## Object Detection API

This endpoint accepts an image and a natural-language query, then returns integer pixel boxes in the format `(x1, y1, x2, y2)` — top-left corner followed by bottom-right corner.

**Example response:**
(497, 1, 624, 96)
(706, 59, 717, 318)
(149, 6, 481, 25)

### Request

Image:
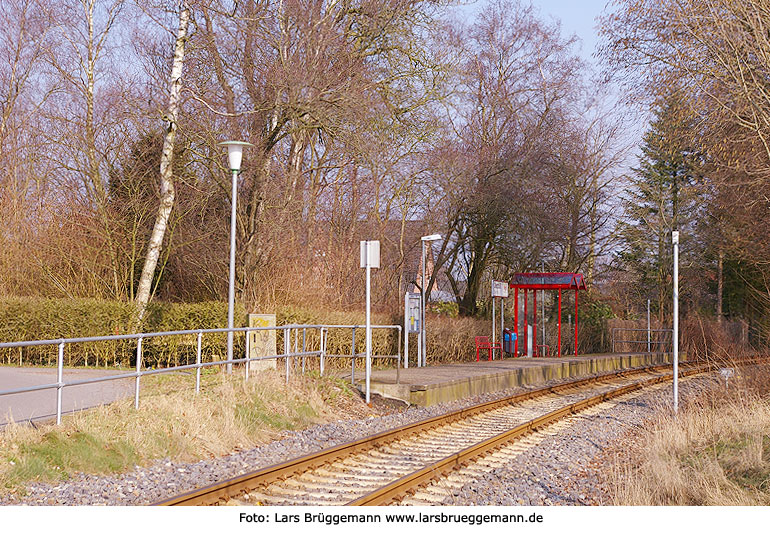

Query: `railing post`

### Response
(135, 336, 143, 410)
(196, 331, 202, 394)
(320, 327, 326, 376)
(56, 342, 64, 425)
(396, 327, 401, 385)
(302, 328, 307, 374)
(293, 328, 298, 376)
(245, 327, 251, 380)
(351, 327, 356, 386)
(612, 329, 615, 353)
(284, 327, 291, 385)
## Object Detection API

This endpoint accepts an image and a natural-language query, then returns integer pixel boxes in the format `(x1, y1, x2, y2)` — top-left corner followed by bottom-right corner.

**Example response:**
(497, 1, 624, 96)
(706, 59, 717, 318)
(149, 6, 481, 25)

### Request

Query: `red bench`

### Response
(475, 336, 501, 361)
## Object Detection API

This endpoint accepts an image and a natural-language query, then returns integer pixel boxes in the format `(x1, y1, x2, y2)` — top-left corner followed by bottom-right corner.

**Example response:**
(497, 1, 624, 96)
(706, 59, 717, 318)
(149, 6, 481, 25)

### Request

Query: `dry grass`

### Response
(0, 369, 368, 493)
(424, 314, 490, 364)
(611, 363, 770, 505)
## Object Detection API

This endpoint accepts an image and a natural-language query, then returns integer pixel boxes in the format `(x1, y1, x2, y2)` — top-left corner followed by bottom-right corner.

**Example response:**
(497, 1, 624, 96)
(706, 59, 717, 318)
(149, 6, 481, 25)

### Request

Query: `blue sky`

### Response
(530, 0, 609, 64)
(456, 0, 611, 66)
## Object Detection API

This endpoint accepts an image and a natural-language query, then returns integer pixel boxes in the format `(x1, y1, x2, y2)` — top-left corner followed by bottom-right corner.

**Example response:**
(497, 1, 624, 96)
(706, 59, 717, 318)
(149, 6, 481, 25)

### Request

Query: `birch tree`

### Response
(134, 1, 190, 323)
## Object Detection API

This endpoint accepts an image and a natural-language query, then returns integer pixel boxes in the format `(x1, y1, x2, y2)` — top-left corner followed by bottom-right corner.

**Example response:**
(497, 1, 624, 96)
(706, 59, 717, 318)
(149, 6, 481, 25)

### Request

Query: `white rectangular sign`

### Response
(359, 240, 380, 268)
(406, 294, 421, 333)
(491, 280, 509, 298)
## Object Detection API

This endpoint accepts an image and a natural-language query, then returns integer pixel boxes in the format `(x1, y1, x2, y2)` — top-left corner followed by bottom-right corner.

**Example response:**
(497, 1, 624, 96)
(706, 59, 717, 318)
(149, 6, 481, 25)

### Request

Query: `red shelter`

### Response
(509, 273, 587, 357)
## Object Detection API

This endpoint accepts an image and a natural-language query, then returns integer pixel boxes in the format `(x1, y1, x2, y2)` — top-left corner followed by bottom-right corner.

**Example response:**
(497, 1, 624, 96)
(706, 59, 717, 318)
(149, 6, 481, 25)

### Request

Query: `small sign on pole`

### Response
(360, 240, 380, 268)
(720, 367, 734, 389)
(404, 293, 421, 369)
(406, 294, 420, 334)
(492, 280, 509, 298)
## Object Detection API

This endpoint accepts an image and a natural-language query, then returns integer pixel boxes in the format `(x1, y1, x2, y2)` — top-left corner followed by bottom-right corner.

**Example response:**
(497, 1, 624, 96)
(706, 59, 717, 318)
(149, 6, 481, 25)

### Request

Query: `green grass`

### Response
(6, 430, 140, 489)
(0, 369, 370, 494)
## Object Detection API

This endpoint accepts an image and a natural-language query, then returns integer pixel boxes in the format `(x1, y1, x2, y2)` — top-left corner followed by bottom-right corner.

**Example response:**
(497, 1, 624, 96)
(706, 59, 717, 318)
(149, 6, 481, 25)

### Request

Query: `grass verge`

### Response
(610, 364, 770, 505)
(0, 369, 370, 495)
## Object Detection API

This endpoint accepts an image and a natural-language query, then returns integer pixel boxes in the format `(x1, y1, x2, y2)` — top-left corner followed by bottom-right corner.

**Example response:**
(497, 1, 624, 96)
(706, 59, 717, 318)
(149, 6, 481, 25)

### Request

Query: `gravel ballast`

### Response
(0, 373, 715, 506)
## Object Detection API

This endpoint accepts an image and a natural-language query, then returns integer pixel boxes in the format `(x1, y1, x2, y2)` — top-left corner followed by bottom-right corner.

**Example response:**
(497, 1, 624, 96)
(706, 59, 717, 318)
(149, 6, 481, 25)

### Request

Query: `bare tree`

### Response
(134, 1, 191, 323)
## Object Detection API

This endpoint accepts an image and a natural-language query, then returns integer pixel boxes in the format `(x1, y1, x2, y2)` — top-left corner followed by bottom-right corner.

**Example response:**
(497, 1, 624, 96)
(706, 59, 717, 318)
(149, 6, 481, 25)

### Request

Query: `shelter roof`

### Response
(509, 272, 587, 290)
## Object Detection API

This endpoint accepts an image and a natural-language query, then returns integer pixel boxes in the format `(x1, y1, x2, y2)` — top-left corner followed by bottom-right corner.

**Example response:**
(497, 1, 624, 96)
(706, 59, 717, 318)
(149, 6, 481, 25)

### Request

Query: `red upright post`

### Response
(514, 287, 519, 356)
(523, 289, 528, 355)
(533, 289, 538, 357)
(574, 288, 578, 357)
(558, 289, 562, 358)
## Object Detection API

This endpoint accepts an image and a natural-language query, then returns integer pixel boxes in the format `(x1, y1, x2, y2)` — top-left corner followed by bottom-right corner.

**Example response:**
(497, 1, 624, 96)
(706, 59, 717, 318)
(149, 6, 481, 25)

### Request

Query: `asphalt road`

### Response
(0, 366, 134, 427)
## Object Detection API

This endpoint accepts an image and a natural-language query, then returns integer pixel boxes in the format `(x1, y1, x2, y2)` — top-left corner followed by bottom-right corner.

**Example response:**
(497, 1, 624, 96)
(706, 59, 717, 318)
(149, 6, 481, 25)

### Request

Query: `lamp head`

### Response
(421, 234, 442, 242)
(219, 140, 254, 172)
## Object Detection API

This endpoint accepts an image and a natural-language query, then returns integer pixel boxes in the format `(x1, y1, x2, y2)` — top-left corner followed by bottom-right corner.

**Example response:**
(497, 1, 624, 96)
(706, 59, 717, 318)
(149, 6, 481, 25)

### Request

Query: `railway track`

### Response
(153, 361, 727, 506)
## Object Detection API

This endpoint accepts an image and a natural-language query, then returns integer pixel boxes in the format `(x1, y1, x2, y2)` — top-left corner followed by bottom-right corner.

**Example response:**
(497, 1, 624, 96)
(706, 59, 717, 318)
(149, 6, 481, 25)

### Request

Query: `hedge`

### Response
(0, 298, 490, 369)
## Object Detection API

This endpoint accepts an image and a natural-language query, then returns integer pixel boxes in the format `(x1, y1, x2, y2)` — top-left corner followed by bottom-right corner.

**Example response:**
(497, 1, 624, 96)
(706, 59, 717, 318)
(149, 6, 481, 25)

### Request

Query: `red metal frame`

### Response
(514, 287, 519, 355)
(509, 272, 587, 358)
(475, 336, 500, 362)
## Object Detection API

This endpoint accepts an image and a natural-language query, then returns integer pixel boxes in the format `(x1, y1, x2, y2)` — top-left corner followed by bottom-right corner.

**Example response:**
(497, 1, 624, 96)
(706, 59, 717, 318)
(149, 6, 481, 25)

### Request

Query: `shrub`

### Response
(0, 299, 492, 369)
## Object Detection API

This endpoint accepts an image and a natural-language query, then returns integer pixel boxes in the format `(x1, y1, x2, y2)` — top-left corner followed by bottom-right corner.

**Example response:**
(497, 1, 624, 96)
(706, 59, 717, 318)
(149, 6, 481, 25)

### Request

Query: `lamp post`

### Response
(420, 234, 442, 367)
(219, 140, 253, 374)
(672, 230, 679, 414)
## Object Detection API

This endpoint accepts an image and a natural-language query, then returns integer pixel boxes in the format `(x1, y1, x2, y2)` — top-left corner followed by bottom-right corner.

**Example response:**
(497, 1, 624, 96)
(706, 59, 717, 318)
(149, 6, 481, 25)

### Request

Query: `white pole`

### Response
(420, 242, 426, 367)
(673, 231, 679, 414)
(416, 313, 422, 368)
(404, 292, 409, 369)
(56, 342, 64, 425)
(492, 296, 496, 348)
(501, 296, 505, 357)
(227, 168, 237, 374)
(647, 298, 651, 353)
(365, 242, 372, 405)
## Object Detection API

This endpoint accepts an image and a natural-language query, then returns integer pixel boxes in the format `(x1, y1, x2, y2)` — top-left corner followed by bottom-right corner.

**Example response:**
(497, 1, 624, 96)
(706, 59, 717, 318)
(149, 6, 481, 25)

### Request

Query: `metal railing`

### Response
(611, 327, 673, 354)
(0, 323, 402, 426)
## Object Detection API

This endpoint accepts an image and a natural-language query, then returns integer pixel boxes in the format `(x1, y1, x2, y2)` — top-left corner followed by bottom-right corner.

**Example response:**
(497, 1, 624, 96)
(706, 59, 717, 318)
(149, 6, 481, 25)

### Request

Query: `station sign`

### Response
(492, 280, 509, 298)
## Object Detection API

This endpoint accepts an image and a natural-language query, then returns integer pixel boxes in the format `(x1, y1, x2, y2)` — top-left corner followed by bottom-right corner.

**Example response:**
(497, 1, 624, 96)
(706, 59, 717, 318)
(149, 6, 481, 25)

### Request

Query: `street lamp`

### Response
(420, 234, 442, 367)
(219, 140, 254, 374)
(672, 230, 679, 414)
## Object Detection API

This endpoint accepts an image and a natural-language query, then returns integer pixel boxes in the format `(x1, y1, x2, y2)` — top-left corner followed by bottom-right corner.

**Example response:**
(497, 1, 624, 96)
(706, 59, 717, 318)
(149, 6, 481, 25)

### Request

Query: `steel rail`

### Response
(358, 356, 766, 505)
(152, 361, 704, 506)
(347, 365, 705, 505)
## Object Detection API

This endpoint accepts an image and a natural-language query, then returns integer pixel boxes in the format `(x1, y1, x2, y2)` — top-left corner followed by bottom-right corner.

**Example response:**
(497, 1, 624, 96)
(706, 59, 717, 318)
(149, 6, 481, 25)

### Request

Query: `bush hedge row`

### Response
(0, 299, 490, 369)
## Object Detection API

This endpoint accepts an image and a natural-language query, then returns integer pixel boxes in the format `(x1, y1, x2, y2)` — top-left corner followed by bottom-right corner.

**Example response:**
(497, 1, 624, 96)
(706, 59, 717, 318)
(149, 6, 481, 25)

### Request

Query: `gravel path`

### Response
(0, 372, 716, 506)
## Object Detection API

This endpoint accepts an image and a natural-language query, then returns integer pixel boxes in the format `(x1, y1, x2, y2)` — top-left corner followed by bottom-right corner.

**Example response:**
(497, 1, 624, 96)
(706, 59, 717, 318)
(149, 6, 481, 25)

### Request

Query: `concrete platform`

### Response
(367, 352, 680, 406)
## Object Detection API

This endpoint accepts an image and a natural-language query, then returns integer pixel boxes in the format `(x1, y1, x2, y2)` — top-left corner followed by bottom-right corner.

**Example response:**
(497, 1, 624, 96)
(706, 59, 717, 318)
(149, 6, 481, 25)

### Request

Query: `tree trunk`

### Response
(717, 250, 724, 322)
(134, 3, 190, 327)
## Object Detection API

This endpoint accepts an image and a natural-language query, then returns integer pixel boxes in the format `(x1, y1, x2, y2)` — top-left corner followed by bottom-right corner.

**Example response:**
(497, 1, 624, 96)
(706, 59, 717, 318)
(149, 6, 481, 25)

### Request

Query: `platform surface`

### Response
(367, 352, 677, 406)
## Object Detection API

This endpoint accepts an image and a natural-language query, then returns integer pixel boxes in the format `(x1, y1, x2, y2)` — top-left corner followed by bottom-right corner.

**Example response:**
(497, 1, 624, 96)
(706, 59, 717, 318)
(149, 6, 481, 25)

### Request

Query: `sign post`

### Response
(672, 231, 679, 414)
(492, 281, 509, 359)
(647, 298, 651, 353)
(360, 240, 380, 405)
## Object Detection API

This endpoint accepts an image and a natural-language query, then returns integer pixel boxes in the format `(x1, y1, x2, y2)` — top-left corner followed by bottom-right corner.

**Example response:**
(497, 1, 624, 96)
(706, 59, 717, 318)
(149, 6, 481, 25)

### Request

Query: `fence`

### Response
(611, 327, 673, 353)
(0, 323, 401, 426)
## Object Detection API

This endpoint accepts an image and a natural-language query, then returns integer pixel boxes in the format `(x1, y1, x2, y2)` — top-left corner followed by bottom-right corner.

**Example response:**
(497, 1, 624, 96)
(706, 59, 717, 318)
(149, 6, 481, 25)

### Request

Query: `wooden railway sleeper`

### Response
(154, 361, 739, 506)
